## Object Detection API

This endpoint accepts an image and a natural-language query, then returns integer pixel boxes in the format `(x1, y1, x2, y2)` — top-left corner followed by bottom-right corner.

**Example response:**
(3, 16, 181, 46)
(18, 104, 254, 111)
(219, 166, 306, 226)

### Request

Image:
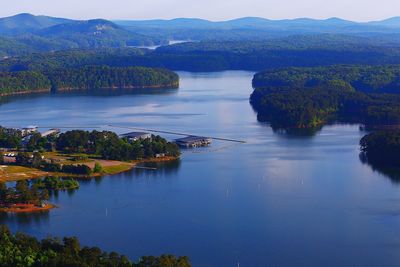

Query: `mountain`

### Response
(369, 17, 400, 28)
(113, 16, 398, 42)
(36, 19, 156, 47)
(4, 13, 400, 57)
(0, 13, 72, 35)
(0, 16, 162, 56)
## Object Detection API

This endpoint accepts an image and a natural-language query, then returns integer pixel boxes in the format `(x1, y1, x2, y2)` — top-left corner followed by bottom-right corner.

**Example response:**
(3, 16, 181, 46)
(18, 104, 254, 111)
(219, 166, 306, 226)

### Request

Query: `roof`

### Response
(175, 136, 211, 143)
(41, 129, 60, 137)
(120, 132, 151, 138)
(22, 125, 38, 130)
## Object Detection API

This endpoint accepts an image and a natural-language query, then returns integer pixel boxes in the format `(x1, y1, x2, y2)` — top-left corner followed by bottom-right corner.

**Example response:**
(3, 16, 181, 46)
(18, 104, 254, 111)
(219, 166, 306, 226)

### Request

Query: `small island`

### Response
(0, 180, 53, 213)
(250, 65, 400, 130)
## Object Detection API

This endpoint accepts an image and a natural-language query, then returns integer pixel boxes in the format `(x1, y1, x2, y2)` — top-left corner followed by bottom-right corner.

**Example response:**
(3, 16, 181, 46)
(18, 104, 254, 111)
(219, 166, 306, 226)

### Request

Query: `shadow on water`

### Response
(0, 210, 50, 225)
(75, 159, 181, 186)
(271, 126, 323, 138)
(0, 87, 178, 106)
(359, 153, 400, 184)
(53, 87, 179, 97)
(135, 159, 181, 176)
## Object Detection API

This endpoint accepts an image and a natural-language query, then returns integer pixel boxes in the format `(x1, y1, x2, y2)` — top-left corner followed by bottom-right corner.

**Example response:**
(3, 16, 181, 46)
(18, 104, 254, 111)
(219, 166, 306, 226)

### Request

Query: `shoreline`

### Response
(0, 203, 56, 213)
(0, 156, 180, 182)
(0, 83, 179, 97)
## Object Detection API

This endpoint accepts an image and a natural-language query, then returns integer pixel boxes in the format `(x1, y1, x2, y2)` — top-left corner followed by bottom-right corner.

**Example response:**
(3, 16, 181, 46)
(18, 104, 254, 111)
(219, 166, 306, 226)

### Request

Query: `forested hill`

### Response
(6, 37, 400, 72)
(250, 65, 400, 129)
(0, 66, 179, 95)
(252, 65, 400, 93)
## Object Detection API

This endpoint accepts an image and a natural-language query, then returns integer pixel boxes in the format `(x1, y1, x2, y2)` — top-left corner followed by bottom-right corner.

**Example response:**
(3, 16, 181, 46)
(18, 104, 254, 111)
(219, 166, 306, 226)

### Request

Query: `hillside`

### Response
(0, 13, 72, 35)
(250, 65, 400, 129)
(0, 66, 179, 96)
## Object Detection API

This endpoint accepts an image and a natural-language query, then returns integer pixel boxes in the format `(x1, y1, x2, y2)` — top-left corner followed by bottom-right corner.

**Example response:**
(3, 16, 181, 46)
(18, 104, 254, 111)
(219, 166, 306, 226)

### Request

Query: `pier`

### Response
(108, 125, 247, 144)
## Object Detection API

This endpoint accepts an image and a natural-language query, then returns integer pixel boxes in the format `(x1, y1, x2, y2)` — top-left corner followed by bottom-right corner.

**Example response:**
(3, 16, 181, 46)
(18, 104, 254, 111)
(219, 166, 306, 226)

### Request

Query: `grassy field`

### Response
(0, 153, 178, 182)
(102, 163, 134, 175)
(0, 165, 48, 182)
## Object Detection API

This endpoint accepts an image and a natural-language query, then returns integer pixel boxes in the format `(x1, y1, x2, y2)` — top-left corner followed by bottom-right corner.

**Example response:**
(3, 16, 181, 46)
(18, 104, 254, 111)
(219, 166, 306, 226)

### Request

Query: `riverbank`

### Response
(0, 203, 56, 213)
(0, 156, 180, 182)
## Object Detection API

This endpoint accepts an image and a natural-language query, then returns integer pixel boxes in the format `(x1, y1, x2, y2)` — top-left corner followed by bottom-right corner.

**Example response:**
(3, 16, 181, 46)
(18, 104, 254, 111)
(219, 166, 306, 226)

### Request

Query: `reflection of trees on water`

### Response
(359, 153, 400, 183)
(0, 160, 181, 225)
(82, 159, 182, 186)
(134, 159, 181, 177)
(271, 126, 323, 137)
(0, 209, 50, 225)
(0, 87, 178, 110)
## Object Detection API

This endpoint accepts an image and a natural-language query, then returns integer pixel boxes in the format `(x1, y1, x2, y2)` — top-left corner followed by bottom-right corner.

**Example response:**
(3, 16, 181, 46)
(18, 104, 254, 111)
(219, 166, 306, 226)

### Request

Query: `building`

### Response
(21, 126, 38, 137)
(175, 136, 212, 148)
(41, 128, 60, 137)
(120, 132, 152, 142)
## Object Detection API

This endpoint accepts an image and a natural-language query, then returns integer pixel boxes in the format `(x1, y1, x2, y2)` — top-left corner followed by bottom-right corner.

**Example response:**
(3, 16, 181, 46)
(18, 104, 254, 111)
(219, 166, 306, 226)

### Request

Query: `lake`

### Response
(1, 71, 400, 267)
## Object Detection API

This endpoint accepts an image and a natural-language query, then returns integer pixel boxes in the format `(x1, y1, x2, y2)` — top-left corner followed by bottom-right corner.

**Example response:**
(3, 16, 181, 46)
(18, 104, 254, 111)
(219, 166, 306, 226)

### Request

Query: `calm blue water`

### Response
(1, 71, 400, 267)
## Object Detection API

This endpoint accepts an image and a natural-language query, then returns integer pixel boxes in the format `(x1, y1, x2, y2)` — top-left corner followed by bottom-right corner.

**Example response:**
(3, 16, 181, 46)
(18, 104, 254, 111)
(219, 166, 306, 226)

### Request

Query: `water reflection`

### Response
(135, 159, 181, 176)
(359, 153, 400, 184)
(0, 210, 50, 225)
(0, 87, 178, 107)
(53, 87, 179, 97)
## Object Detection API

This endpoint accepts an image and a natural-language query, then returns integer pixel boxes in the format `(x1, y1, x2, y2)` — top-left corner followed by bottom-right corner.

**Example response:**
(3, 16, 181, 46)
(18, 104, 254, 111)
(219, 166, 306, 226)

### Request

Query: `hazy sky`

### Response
(2, 0, 400, 21)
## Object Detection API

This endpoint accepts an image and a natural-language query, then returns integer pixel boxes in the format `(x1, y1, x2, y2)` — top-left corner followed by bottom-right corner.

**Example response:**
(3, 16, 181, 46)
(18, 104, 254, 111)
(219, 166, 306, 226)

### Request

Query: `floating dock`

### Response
(175, 136, 212, 148)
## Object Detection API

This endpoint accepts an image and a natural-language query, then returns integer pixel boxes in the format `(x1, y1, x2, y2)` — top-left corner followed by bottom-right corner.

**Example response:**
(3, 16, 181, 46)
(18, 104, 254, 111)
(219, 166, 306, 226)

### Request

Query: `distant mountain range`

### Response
(114, 16, 400, 32)
(3, 13, 400, 57)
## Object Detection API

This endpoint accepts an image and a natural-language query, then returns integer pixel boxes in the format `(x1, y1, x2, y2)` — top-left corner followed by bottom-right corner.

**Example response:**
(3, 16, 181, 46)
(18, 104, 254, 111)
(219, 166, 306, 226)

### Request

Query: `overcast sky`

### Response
(2, 0, 400, 21)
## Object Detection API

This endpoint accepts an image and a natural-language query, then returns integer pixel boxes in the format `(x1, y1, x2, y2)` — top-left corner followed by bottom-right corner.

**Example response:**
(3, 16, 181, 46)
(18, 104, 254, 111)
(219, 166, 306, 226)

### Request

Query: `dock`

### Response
(175, 136, 212, 148)
(108, 125, 246, 144)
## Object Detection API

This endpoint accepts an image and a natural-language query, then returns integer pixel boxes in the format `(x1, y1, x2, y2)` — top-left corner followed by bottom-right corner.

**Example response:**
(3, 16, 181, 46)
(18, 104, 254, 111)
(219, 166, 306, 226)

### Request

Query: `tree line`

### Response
(250, 65, 400, 129)
(55, 130, 180, 161)
(6, 38, 400, 72)
(0, 224, 191, 267)
(0, 128, 180, 175)
(0, 65, 179, 96)
(0, 180, 49, 206)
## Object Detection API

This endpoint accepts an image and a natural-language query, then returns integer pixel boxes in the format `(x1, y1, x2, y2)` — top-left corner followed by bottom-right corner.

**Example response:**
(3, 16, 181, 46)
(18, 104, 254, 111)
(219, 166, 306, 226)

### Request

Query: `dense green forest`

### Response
(55, 130, 181, 160)
(0, 224, 191, 267)
(7, 36, 400, 72)
(360, 130, 400, 166)
(250, 65, 400, 129)
(0, 66, 179, 95)
(359, 130, 400, 182)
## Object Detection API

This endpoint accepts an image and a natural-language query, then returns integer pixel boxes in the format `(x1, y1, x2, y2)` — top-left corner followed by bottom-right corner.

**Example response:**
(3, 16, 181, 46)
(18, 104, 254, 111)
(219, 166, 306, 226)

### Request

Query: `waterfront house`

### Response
(41, 128, 60, 137)
(21, 126, 38, 137)
(120, 132, 152, 142)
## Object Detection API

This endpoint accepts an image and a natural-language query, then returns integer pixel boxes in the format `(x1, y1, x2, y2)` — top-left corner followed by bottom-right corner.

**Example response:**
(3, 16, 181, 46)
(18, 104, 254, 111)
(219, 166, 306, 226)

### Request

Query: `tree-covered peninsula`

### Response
(359, 130, 400, 182)
(0, 66, 179, 96)
(0, 127, 181, 179)
(0, 224, 191, 267)
(360, 130, 400, 167)
(250, 65, 400, 129)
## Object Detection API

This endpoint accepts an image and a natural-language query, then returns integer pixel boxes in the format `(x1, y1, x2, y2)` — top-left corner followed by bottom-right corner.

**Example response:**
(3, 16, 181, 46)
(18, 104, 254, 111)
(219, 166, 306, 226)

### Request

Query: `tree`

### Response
(0, 182, 6, 202)
(15, 180, 31, 203)
(16, 152, 30, 166)
(93, 162, 103, 173)
(40, 189, 50, 202)
(31, 152, 43, 168)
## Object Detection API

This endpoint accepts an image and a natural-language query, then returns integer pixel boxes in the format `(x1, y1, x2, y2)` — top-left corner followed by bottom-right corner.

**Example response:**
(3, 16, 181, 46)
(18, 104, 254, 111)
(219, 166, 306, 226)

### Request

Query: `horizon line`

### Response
(3, 12, 400, 24)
